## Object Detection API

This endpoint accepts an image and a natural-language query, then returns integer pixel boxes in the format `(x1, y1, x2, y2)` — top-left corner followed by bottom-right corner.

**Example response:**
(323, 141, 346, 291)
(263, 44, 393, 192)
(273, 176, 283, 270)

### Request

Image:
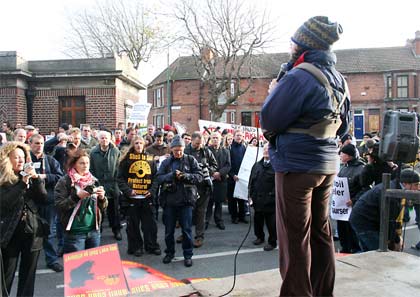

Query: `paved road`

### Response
(10, 206, 420, 296)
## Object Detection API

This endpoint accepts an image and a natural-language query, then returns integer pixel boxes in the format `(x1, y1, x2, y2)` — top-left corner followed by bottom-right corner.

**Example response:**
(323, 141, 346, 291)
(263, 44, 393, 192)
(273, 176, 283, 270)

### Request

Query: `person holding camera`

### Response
(1, 142, 48, 297)
(55, 149, 108, 253)
(184, 132, 218, 248)
(156, 135, 203, 267)
(117, 136, 161, 257)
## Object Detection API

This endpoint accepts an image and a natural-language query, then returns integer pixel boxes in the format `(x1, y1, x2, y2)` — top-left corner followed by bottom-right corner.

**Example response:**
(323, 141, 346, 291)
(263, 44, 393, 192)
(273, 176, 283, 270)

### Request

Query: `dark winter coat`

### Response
(89, 144, 121, 197)
(145, 143, 171, 157)
(184, 144, 218, 187)
(261, 50, 351, 174)
(31, 152, 64, 205)
(338, 157, 365, 204)
(156, 154, 203, 207)
(248, 159, 276, 212)
(1, 177, 48, 250)
(229, 141, 247, 177)
(209, 145, 231, 202)
(54, 175, 108, 232)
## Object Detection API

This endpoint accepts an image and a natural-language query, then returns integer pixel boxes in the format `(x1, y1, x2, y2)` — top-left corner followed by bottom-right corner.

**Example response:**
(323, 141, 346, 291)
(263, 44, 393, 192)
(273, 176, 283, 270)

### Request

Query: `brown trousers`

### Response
(275, 172, 335, 297)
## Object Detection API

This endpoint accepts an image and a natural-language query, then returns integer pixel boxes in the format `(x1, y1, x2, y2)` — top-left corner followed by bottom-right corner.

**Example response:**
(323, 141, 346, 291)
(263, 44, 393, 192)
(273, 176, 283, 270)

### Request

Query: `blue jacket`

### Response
(229, 141, 247, 177)
(261, 50, 350, 174)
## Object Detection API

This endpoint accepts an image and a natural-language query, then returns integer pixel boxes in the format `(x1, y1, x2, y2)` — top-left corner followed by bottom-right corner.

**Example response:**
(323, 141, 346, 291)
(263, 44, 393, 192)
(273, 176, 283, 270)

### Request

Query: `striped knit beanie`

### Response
(292, 16, 343, 50)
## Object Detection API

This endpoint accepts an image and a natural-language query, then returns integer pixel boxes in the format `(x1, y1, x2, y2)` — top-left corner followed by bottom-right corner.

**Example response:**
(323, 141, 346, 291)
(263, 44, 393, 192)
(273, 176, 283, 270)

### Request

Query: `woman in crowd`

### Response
(55, 149, 108, 253)
(223, 133, 233, 149)
(1, 142, 48, 297)
(117, 136, 161, 256)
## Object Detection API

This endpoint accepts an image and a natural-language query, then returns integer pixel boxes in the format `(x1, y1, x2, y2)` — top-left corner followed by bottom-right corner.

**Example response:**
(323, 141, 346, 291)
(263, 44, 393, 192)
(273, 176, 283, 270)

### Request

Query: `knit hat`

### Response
(340, 144, 357, 158)
(170, 135, 185, 148)
(340, 133, 352, 144)
(365, 139, 376, 149)
(154, 130, 164, 138)
(400, 169, 420, 184)
(292, 16, 343, 50)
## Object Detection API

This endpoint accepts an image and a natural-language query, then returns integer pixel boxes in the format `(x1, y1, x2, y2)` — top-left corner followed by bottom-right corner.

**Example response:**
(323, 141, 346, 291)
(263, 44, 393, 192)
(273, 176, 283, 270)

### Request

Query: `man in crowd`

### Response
(29, 134, 64, 272)
(166, 131, 175, 145)
(184, 132, 218, 247)
(182, 133, 192, 147)
(206, 132, 231, 230)
(143, 124, 155, 146)
(350, 169, 419, 252)
(119, 127, 137, 151)
(13, 128, 27, 143)
(228, 130, 247, 224)
(248, 143, 277, 251)
(113, 128, 123, 147)
(2, 121, 14, 141)
(156, 135, 203, 267)
(261, 16, 350, 296)
(90, 130, 122, 240)
(80, 124, 98, 152)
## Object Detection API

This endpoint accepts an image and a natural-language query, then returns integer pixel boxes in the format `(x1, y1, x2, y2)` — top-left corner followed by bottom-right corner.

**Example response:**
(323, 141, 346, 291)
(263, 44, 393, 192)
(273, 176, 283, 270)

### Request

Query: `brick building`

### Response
(0, 51, 145, 134)
(148, 31, 420, 139)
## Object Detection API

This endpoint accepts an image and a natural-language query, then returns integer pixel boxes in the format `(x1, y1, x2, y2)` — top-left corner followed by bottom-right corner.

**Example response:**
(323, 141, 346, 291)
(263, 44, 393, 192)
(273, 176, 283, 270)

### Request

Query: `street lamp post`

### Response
(166, 46, 172, 126)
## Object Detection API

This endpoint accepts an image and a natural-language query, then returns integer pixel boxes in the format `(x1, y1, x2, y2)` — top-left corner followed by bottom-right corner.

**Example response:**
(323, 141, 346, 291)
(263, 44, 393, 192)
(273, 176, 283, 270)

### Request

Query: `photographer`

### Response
(156, 135, 203, 267)
(1, 142, 48, 297)
(184, 132, 218, 248)
(55, 149, 108, 253)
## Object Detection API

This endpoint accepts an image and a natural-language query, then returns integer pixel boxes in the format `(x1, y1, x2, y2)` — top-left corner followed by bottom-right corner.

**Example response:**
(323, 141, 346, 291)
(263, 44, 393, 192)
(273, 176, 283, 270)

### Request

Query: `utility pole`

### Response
(166, 46, 171, 125)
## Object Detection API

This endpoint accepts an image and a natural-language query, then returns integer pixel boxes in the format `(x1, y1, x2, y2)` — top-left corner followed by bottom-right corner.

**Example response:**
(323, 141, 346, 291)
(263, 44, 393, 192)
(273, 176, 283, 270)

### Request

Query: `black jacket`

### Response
(184, 144, 218, 186)
(338, 158, 365, 204)
(156, 154, 203, 207)
(208, 146, 231, 182)
(1, 178, 48, 250)
(248, 159, 276, 212)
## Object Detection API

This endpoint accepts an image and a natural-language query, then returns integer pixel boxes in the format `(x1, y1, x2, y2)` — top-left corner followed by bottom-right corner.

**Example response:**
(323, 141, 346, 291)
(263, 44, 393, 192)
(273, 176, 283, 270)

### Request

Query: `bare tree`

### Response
(173, 0, 273, 121)
(64, 0, 164, 69)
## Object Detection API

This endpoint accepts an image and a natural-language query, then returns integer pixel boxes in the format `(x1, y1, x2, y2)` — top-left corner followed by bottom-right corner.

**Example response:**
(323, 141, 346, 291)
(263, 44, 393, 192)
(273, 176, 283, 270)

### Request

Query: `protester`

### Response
(117, 136, 161, 256)
(89, 130, 122, 241)
(13, 128, 27, 143)
(206, 132, 231, 230)
(182, 133, 192, 147)
(248, 143, 277, 251)
(350, 169, 420, 251)
(119, 127, 137, 151)
(80, 124, 98, 152)
(1, 142, 48, 297)
(261, 16, 350, 296)
(156, 135, 203, 267)
(55, 149, 108, 253)
(336, 144, 365, 253)
(113, 128, 123, 147)
(143, 124, 155, 146)
(2, 121, 14, 142)
(184, 132, 218, 248)
(29, 134, 65, 272)
(228, 130, 248, 224)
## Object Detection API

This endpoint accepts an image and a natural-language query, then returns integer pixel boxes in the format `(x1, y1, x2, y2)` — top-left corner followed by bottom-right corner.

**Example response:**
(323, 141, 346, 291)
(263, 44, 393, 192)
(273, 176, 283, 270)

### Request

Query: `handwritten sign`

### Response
(330, 176, 351, 221)
(198, 120, 264, 142)
(233, 146, 263, 200)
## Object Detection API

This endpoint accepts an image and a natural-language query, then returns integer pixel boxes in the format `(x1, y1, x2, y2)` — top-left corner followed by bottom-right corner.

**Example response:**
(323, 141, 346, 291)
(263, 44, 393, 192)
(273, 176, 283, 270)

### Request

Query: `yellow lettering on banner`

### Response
(89, 249, 99, 256)
(88, 292, 106, 297)
(129, 153, 141, 160)
(68, 294, 86, 297)
(64, 253, 84, 262)
(131, 285, 151, 293)
(107, 289, 129, 297)
(109, 245, 117, 251)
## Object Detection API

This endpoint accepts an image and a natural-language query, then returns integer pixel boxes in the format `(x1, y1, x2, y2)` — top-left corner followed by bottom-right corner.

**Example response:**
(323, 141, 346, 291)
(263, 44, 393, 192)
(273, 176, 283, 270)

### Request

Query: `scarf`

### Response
(68, 167, 95, 189)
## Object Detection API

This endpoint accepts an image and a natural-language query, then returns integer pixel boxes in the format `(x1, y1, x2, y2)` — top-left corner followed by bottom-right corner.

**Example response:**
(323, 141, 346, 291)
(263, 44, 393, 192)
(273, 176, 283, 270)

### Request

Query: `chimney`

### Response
(414, 31, 420, 56)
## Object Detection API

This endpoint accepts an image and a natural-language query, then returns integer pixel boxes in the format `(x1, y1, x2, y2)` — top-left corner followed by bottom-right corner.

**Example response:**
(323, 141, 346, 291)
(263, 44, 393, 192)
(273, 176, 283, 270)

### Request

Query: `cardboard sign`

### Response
(330, 176, 352, 221)
(233, 146, 263, 200)
(64, 244, 128, 297)
(128, 103, 152, 126)
(198, 120, 264, 142)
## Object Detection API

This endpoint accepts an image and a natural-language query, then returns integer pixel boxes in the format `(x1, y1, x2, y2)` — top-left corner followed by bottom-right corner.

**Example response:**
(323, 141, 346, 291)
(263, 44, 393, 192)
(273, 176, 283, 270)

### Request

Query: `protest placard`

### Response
(233, 146, 263, 200)
(128, 103, 152, 126)
(330, 176, 352, 221)
(198, 120, 264, 142)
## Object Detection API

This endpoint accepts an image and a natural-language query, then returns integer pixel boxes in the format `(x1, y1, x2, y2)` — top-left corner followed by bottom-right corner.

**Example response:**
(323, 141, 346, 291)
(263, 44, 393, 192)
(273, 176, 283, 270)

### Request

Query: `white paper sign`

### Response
(198, 120, 265, 142)
(128, 103, 152, 126)
(330, 176, 352, 221)
(233, 146, 263, 200)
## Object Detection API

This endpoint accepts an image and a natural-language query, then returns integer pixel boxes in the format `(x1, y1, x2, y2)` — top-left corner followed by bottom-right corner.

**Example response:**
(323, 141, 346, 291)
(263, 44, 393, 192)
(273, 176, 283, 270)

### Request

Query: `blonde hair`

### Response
(119, 135, 145, 162)
(223, 133, 233, 148)
(0, 141, 31, 186)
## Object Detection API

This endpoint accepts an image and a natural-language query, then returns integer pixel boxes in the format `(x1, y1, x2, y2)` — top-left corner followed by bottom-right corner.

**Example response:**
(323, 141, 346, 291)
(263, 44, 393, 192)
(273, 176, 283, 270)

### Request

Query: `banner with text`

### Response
(330, 176, 352, 221)
(198, 120, 264, 142)
(233, 146, 263, 200)
(128, 103, 152, 126)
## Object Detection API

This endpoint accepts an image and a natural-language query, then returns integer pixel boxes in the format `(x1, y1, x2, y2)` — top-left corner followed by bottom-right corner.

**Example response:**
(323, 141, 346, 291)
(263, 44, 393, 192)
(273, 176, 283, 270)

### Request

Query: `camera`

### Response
(84, 185, 99, 195)
(162, 182, 177, 193)
(199, 163, 213, 188)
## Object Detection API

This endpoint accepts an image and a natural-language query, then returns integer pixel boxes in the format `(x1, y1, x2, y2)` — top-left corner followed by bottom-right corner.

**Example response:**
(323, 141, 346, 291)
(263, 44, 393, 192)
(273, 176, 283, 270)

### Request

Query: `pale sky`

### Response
(1, 0, 419, 94)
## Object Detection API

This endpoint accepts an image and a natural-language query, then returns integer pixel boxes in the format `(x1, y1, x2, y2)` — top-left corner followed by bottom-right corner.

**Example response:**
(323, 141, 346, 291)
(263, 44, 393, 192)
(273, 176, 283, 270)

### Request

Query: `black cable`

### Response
(219, 121, 262, 297)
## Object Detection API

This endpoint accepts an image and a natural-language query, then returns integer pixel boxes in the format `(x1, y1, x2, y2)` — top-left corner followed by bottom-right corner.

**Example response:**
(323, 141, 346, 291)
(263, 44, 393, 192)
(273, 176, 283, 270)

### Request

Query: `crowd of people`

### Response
(0, 120, 274, 296)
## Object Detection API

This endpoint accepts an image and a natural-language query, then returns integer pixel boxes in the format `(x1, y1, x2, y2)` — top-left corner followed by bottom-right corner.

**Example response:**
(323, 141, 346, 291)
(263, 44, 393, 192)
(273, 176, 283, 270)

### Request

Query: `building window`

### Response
(241, 111, 252, 126)
(153, 114, 164, 128)
(153, 87, 164, 107)
(217, 91, 227, 105)
(230, 81, 236, 97)
(397, 75, 408, 98)
(386, 76, 392, 98)
(230, 111, 236, 123)
(59, 97, 86, 127)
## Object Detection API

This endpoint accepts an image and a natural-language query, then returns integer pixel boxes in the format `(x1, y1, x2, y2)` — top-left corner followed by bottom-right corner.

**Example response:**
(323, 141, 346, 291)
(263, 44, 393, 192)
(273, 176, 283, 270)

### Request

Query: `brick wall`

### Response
(0, 87, 27, 126)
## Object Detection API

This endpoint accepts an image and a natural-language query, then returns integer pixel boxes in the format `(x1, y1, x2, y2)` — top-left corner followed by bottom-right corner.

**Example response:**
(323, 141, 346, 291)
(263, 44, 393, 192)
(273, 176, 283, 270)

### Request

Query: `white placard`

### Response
(198, 119, 264, 143)
(233, 146, 263, 200)
(128, 103, 152, 126)
(330, 176, 352, 221)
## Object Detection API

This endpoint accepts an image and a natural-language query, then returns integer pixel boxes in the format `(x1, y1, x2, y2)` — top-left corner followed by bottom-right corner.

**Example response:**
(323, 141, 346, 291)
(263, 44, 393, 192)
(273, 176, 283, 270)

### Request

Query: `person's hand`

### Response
(268, 79, 278, 94)
(22, 165, 37, 184)
(346, 200, 353, 207)
(175, 170, 184, 180)
(144, 191, 152, 198)
(130, 190, 137, 196)
(233, 175, 239, 182)
(154, 156, 160, 161)
(96, 186, 105, 200)
(213, 172, 221, 181)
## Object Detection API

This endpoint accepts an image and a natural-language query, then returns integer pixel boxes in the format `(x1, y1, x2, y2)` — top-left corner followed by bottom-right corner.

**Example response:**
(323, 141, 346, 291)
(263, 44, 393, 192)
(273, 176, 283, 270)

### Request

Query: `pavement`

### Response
(139, 251, 420, 297)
